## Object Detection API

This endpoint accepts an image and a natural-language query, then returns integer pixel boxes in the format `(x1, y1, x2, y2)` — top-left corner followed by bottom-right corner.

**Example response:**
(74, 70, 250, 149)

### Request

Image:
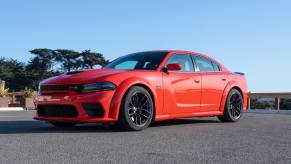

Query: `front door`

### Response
(162, 54, 201, 114)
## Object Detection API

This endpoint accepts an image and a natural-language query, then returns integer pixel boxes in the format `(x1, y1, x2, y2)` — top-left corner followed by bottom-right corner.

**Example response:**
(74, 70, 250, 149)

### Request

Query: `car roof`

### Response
(144, 50, 229, 72)
(145, 50, 213, 60)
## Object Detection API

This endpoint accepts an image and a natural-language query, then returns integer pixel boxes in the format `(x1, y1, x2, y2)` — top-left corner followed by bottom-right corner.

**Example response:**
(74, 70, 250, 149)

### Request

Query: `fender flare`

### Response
(219, 81, 242, 112)
(108, 77, 157, 120)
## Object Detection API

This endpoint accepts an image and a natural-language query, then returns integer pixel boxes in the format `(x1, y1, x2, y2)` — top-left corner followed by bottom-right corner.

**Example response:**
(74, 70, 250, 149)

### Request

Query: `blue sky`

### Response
(0, 0, 290, 92)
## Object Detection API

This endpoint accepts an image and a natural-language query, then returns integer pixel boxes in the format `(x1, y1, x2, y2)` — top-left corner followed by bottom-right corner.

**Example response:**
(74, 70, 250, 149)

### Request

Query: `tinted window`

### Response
(114, 61, 138, 69)
(213, 63, 221, 72)
(166, 54, 194, 72)
(104, 52, 168, 70)
(195, 56, 215, 72)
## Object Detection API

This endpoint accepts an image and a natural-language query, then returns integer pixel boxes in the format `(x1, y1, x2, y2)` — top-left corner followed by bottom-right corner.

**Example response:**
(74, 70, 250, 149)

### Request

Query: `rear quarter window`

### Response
(212, 63, 221, 72)
(195, 56, 214, 72)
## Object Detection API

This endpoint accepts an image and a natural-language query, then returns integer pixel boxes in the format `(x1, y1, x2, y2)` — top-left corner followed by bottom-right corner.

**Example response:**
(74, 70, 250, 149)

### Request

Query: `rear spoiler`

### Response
(234, 72, 245, 76)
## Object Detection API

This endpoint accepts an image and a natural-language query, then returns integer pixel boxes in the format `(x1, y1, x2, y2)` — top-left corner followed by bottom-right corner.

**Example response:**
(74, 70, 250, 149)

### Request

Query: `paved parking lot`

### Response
(0, 110, 291, 164)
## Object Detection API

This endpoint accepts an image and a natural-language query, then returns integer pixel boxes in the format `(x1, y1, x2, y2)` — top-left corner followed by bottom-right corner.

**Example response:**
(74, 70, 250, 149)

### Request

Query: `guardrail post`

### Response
(247, 97, 251, 110)
(275, 97, 280, 110)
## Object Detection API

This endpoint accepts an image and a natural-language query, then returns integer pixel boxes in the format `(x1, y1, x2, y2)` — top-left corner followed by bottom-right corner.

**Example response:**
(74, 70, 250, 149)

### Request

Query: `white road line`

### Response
(0, 115, 20, 117)
(0, 107, 24, 111)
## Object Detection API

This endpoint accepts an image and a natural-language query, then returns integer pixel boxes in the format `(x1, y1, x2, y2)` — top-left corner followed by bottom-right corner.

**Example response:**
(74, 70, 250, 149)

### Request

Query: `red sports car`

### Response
(35, 50, 248, 131)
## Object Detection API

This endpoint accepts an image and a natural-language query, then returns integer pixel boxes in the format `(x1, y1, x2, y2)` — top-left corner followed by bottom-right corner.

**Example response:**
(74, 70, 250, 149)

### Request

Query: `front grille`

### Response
(37, 105, 78, 118)
(40, 84, 83, 93)
(40, 85, 71, 92)
(41, 92, 70, 95)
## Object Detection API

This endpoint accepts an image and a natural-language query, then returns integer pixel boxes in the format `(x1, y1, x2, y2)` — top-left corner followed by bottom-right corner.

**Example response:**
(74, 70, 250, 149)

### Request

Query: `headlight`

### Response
(78, 82, 116, 93)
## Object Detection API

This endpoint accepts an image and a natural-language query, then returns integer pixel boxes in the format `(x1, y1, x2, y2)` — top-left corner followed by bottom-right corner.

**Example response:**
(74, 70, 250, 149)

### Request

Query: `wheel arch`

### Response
(232, 86, 244, 99)
(219, 82, 244, 112)
(128, 83, 156, 122)
(108, 78, 158, 121)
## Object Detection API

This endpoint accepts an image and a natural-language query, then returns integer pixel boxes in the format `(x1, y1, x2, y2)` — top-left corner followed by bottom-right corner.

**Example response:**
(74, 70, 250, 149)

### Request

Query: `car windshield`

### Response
(104, 52, 168, 70)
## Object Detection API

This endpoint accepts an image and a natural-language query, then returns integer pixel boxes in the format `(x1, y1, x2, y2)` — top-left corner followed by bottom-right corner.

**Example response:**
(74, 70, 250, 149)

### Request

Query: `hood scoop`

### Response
(66, 71, 85, 75)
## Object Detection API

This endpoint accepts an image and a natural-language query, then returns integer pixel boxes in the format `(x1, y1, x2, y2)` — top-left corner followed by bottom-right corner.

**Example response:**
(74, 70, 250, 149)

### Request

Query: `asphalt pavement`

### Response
(0, 110, 291, 164)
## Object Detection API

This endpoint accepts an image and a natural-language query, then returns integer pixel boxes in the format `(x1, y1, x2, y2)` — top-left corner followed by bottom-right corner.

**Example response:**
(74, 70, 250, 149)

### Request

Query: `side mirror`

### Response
(166, 63, 182, 71)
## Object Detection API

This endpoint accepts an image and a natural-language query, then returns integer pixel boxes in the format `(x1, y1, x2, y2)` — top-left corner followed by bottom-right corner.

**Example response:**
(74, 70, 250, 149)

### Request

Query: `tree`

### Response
(0, 58, 28, 91)
(26, 49, 58, 89)
(26, 58, 57, 89)
(280, 99, 291, 110)
(0, 48, 109, 91)
(250, 98, 274, 109)
(29, 48, 55, 71)
(54, 49, 81, 72)
(80, 50, 108, 69)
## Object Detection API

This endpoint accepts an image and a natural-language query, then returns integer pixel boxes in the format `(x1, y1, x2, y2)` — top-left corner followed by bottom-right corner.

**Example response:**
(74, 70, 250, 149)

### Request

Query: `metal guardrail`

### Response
(248, 92, 291, 110)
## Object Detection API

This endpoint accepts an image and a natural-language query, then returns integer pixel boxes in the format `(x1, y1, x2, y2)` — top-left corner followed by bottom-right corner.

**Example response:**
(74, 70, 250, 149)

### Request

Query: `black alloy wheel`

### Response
(118, 86, 154, 131)
(218, 89, 243, 122)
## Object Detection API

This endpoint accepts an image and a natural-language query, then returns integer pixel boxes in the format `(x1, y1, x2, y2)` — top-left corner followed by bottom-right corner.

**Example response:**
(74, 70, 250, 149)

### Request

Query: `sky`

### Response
(0, 0, 291, 92)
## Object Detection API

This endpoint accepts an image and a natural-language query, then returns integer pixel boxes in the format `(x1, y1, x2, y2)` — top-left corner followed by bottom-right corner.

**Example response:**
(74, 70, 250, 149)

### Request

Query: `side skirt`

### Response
(155, 111, 223, 122)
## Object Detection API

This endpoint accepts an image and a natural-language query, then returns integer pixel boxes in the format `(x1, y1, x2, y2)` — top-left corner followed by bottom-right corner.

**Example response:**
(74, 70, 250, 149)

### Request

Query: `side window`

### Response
(195, 56, 215, 72)
(212, 63, 221, 72)
(166, 54, 194, 72)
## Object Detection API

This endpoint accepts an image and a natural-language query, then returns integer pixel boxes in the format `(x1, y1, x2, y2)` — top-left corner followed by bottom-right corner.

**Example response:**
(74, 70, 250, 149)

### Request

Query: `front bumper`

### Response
(34, 90, 117, 123)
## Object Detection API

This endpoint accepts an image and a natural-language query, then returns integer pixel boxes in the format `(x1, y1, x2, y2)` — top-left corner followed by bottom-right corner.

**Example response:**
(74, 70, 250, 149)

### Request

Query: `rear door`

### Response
(162, 54, 202, 114)
(192, 55, 229, 112)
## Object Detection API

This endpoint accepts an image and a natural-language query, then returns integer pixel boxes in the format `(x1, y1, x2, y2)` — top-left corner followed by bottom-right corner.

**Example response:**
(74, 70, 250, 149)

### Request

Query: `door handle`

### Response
(194, 79, 200, 83)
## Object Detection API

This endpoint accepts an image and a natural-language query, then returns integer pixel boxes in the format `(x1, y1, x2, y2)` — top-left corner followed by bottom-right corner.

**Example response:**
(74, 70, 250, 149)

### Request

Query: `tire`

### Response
(49, 122, 76, 127)
(218, 89, 243, 122)
(117, 86, 154, 131)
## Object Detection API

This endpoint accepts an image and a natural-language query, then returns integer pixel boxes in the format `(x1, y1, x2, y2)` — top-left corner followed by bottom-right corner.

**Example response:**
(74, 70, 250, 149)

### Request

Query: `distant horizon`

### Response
(1, 0, 291, 92)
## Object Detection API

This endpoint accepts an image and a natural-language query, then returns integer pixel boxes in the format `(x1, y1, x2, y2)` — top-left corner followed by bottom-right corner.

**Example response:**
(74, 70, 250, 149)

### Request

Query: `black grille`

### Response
(40, 84, 82, 92)
(66, 71, 84, 75)
(37, 105, 78, 118)
(40, 85, 70, 91)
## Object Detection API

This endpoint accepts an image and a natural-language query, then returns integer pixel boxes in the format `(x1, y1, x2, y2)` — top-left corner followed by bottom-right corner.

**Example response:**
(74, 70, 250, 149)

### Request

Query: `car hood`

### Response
(40, 69, 127, 85)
